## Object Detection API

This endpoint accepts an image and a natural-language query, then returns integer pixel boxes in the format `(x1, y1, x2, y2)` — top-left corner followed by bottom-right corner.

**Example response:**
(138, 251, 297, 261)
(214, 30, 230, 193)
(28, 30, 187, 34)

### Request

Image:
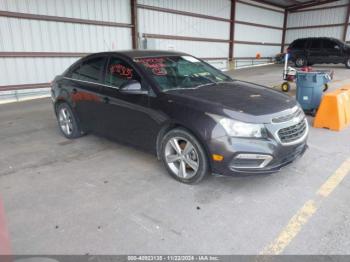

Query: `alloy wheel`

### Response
(296, 57, 305, 67)
(164, 137, 199, 179)
(58, 107, 74, 136)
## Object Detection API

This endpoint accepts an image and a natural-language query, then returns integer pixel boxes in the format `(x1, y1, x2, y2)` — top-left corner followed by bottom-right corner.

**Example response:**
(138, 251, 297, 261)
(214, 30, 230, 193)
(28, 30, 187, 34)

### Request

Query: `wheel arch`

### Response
(54, 98, 68, 116)
(156, 122, 212, 170)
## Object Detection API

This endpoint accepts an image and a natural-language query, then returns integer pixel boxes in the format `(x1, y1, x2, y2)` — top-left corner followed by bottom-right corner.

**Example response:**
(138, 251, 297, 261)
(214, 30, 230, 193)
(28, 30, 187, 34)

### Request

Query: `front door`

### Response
(322, 39, 343, 64)
(96, 56, 161, 152)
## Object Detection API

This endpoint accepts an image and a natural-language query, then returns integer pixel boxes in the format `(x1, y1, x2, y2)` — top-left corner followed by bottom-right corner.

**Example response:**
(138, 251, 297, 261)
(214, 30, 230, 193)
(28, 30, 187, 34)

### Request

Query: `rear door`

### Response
(65, 56, 107, 132)
(307, 39, 324, 64)
(322, 39, 343, 64)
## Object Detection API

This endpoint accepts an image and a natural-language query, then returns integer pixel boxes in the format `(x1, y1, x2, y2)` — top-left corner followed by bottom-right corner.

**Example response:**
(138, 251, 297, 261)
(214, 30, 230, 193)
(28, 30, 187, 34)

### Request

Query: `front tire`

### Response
(56, 103, 83, 139)
(295, 57, 307, 68)
(160, 128, 209, 184)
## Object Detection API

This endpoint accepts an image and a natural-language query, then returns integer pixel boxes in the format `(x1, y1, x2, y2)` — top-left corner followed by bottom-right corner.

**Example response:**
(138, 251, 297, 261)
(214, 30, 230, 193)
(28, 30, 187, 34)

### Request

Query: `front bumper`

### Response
(208, 118, 309, 176)
(210, 137, 307, 176)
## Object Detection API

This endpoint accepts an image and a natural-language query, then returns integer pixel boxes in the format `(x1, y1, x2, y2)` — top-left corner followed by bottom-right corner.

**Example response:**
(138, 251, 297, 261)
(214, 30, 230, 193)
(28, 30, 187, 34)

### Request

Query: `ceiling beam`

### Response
(248, 0, 286, 9)
(288, 0, 341, 11)
(287, 0, 303, 4)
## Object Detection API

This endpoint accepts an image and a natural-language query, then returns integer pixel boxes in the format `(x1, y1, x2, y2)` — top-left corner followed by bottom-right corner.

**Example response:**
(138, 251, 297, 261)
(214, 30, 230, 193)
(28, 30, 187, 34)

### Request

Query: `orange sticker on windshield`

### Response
(136, 58, 168, 76)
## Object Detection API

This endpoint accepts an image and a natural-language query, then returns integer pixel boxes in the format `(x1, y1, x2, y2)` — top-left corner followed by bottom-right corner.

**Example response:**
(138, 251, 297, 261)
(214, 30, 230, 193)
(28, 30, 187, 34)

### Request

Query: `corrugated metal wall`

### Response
(0, 0, 132, 86)
(2, 0, 348, 96)
(234, 0, 284, 68)
(138, 0, 231, 69)
(285, 0, 349, 46)
(0, 0, 287, 92)
(0, 0, 131, 23)
(235, 0, 284, 54)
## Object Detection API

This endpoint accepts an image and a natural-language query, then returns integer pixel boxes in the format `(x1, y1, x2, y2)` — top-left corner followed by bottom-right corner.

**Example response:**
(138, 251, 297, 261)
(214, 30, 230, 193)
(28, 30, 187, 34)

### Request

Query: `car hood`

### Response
(164, 81, 297, 123)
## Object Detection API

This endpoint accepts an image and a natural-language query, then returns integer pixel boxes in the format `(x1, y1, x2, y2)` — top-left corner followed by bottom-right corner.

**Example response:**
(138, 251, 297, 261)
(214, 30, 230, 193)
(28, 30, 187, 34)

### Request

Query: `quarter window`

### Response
(291, 39, 306, 49)
(105, 57, 140, 88)
(70, 57, 106, 83)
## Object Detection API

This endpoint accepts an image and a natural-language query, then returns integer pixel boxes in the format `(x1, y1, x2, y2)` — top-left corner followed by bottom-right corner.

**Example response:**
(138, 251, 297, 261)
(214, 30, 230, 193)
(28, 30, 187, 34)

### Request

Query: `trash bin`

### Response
(296, 71, 331, 113)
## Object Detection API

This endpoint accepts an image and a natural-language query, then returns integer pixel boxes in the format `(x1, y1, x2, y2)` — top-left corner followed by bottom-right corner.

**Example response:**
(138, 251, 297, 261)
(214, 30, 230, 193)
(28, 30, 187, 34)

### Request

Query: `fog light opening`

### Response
(230, 154, 273, 169)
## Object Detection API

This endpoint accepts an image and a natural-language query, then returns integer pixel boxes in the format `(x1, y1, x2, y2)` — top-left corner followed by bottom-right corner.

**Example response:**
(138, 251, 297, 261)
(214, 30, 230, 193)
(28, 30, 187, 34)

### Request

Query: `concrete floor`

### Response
(1, 64, 350, 255)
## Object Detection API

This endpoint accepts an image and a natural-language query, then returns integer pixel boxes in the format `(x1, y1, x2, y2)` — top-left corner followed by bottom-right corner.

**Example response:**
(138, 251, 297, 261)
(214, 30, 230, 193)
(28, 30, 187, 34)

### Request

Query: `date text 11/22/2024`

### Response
(127, 255, 220, 261)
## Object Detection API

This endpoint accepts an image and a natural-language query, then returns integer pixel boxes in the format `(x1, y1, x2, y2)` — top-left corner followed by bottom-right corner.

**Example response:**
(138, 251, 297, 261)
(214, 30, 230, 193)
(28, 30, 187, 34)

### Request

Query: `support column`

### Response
(130, 0, 138, 49)
(229, 0, 236, 69)
(281, 9, 288, 53)
(343, 0, 350, 42)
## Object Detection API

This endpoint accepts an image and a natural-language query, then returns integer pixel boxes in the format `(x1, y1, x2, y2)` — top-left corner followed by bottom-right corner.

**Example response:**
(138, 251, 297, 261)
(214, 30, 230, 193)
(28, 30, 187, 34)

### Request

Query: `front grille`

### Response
(272, 108, 303, 123)
(278, 119, 307, 143)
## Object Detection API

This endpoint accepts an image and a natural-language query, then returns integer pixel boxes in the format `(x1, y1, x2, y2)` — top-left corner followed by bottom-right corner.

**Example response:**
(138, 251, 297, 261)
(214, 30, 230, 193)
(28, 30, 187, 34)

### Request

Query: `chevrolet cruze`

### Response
(51, 50, 308, 184)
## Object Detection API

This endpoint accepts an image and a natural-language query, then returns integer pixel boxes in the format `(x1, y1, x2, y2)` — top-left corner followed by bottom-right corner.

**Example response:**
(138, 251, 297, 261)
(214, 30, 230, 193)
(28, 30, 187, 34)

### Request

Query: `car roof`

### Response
(87, 50, 189, 59)
(293, 37, 340, 42)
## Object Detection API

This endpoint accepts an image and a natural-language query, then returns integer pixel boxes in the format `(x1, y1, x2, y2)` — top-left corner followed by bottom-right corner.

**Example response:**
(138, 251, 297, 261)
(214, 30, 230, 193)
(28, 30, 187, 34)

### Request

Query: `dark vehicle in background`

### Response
(288, 37, 350, 68)
(51, 50, 308, 184)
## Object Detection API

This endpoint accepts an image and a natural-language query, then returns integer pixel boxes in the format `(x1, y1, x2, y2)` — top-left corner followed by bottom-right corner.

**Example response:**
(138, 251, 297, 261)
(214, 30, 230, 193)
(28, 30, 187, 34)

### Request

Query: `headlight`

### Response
(219, 118, 267, 138)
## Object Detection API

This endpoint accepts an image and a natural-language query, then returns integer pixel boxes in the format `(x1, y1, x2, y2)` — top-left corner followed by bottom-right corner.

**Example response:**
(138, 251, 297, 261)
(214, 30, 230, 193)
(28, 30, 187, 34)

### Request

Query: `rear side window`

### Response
(291, 39, 306, 49)
(310, 39, 322, 49)
(70, 57, 106, 83)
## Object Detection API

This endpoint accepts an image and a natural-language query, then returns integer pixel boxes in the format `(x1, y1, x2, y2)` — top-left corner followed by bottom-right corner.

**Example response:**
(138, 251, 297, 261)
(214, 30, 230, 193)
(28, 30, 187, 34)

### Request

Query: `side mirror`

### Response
(119, 80, 148, 95)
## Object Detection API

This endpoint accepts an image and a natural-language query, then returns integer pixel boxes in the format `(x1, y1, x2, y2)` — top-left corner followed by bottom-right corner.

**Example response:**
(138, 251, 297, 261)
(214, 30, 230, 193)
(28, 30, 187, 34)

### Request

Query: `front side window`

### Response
(105, 57, 140, 88)
(134, 56, 232, 91)
(70, 57, 106, 83)
(323, 39, 340, 49)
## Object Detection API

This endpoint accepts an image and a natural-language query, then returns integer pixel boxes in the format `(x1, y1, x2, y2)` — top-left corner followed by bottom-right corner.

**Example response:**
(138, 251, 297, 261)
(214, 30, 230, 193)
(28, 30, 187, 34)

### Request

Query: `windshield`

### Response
(134, 55, 232, 91)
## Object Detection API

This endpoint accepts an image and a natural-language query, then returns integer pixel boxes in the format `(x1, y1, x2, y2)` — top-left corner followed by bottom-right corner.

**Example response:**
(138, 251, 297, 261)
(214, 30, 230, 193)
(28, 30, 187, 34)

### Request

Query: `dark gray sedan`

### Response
(51, 50, 308, 184)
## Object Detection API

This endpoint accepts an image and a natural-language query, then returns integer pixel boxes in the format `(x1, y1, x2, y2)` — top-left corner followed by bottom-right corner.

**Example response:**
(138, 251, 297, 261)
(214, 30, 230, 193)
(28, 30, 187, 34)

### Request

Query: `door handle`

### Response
(103, 97, 110, 103)
(72, 88, 77, 94)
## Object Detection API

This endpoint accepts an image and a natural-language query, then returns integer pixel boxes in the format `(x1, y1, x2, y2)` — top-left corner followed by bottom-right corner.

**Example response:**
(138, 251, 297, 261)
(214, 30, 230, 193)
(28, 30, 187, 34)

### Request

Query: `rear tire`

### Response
(345, 57, 350, 69)
(160, 128, 209, 184)
(56, 103, 83, 139)
(295, 57, 307, 68)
